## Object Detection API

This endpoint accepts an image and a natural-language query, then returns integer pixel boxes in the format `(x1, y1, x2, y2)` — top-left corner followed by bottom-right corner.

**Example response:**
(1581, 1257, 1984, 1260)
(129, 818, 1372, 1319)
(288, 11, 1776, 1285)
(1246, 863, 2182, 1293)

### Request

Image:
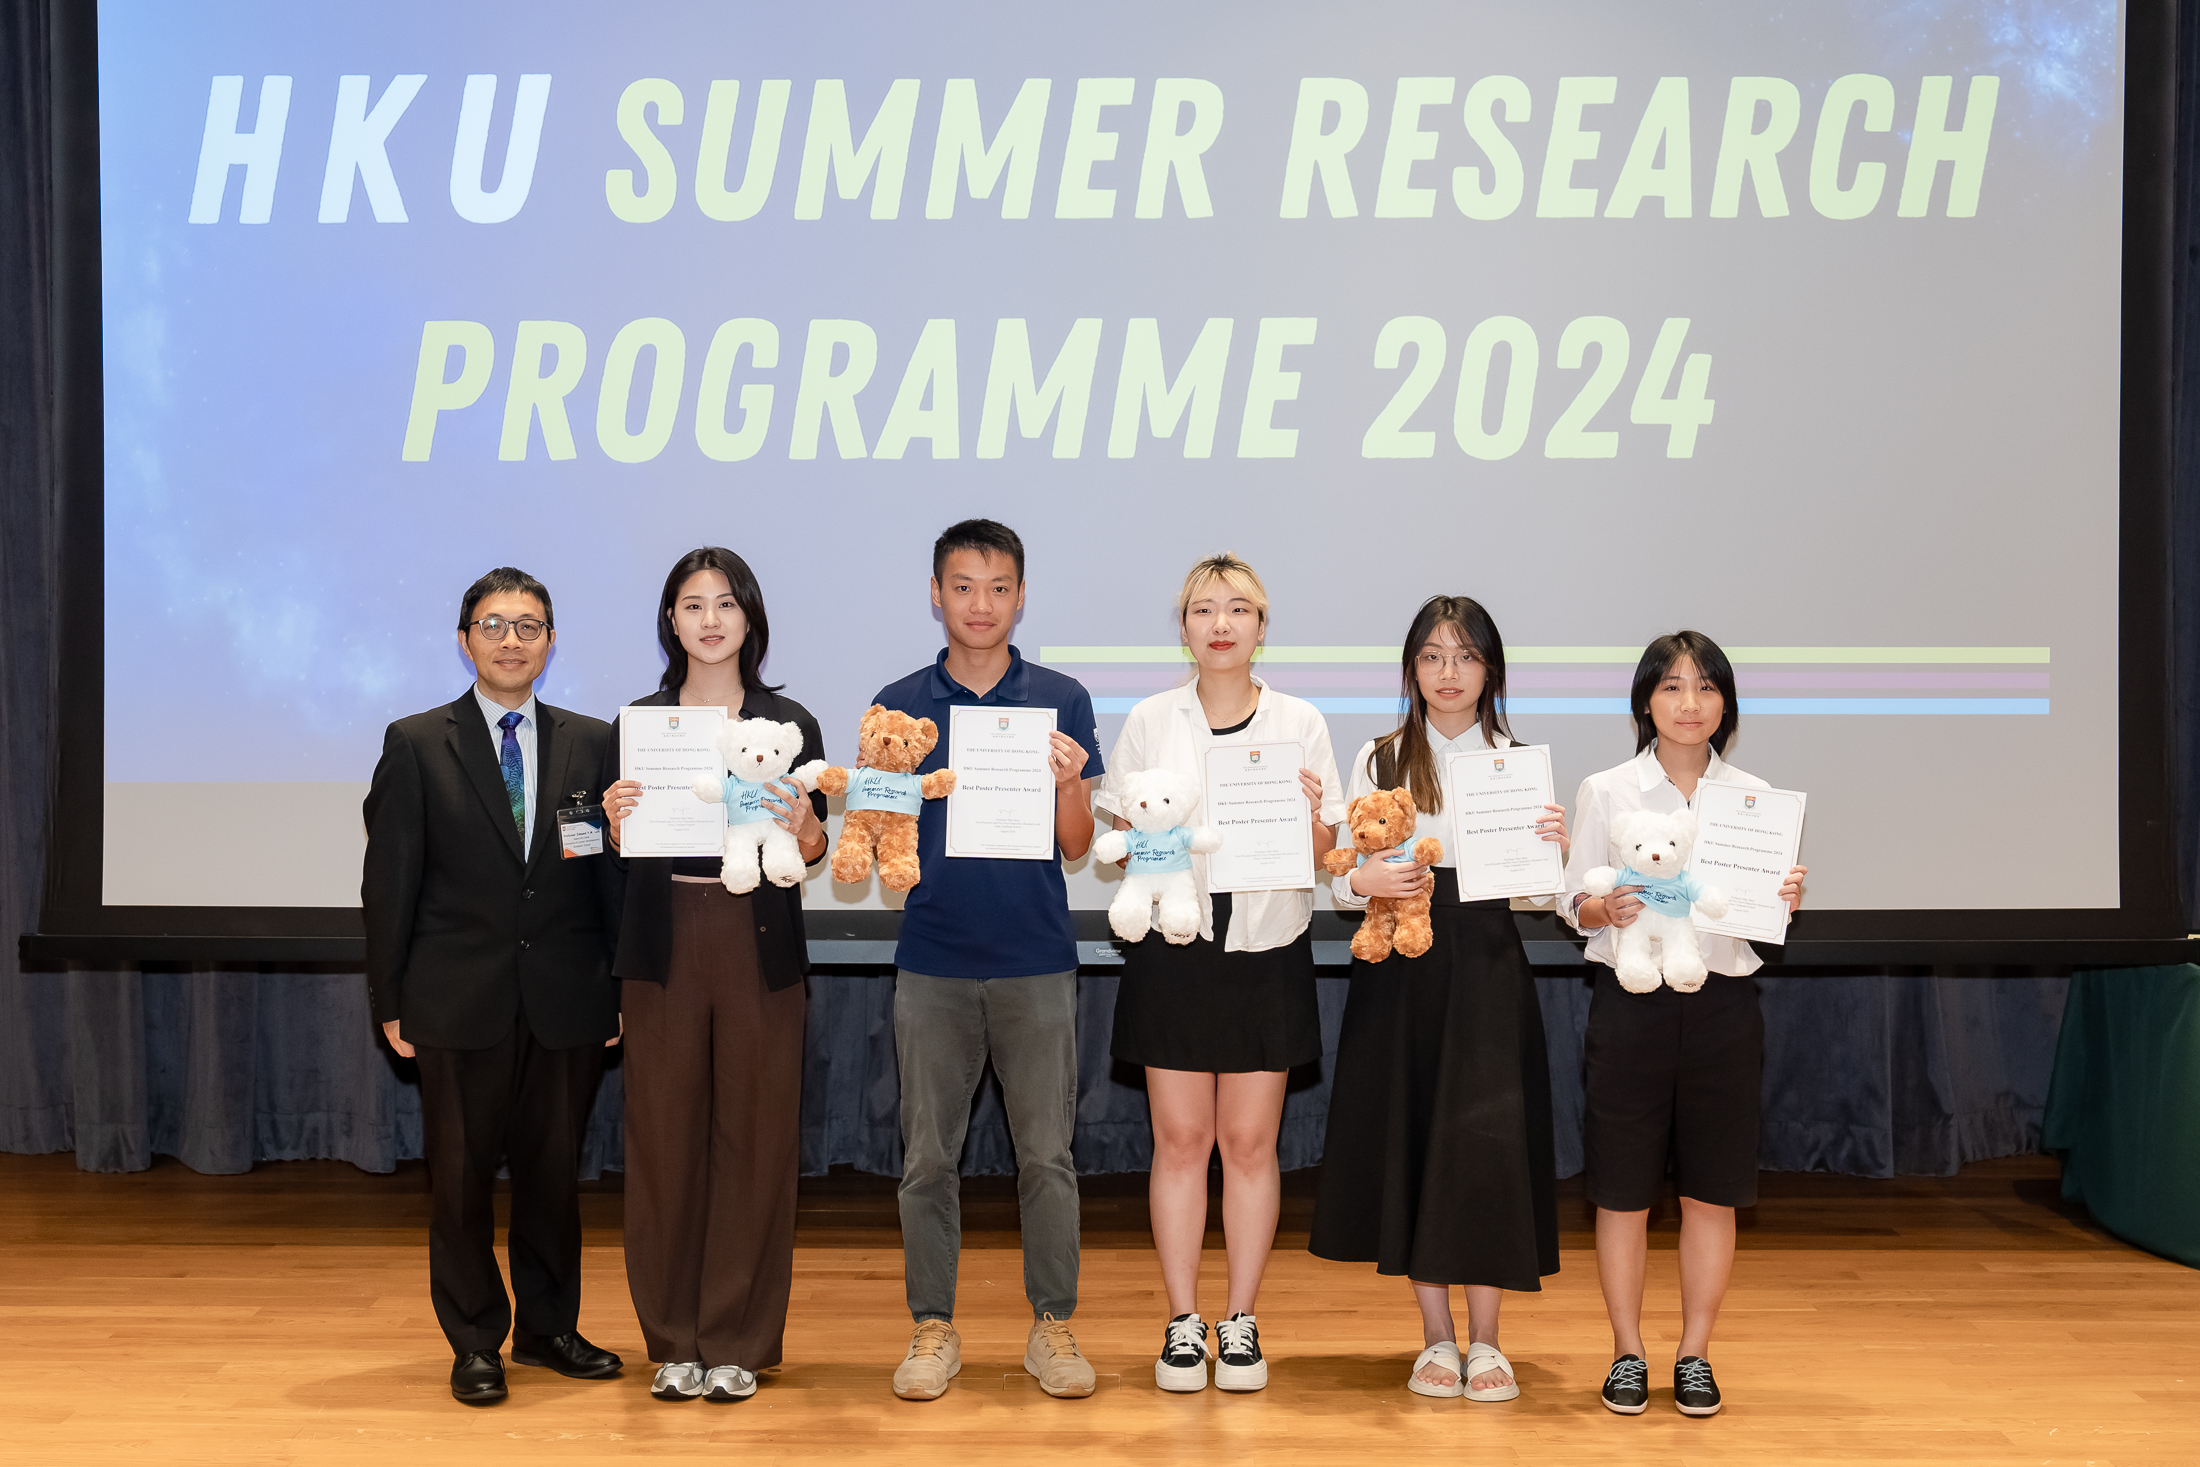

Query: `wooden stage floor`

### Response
(3, 1152, 2195, 1465)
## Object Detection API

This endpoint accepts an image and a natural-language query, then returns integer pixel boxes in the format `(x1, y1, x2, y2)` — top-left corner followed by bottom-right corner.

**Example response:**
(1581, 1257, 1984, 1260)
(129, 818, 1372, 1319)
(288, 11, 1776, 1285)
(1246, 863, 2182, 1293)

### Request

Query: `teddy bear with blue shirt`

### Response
(690, 717, 828, 894)
(1092, 769, 1222, 944)
(1582, 807, 1731, 993)
(1322, 786, 1444, 962)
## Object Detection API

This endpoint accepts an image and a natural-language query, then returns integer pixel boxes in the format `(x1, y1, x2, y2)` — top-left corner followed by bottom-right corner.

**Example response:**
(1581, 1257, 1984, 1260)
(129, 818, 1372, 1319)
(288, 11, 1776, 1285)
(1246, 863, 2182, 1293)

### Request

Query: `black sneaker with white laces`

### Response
(1213, 1312, 1267, 1392)
(1674, 1356, 1722, 1416)
(1600, 1354, 1649, 1414)
(1155, 1312, 1209, 1392)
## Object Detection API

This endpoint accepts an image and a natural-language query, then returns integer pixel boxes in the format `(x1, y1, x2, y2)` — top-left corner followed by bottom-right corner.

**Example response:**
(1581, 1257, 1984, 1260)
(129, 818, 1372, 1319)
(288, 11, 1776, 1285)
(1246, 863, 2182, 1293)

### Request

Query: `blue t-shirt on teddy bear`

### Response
(844, 766, 925, 817)
(1355, 838, 1423, 868)
(1614, 865, 1713, 918)
(1124, 827, 1196, 874)
(717, 773, 796, 827)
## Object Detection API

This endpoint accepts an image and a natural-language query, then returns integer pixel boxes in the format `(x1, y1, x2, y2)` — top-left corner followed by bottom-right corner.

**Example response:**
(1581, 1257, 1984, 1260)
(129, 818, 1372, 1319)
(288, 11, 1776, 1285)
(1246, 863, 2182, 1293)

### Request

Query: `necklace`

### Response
(1204, 680, 1259, 730)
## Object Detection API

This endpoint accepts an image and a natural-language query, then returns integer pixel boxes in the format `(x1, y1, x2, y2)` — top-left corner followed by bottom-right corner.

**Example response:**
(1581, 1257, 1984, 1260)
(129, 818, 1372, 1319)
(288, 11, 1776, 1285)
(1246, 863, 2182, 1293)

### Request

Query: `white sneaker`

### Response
(893, 1319, 962, 1400)
(651, 1361, 706, 1400)
(1214, 1313, 1268, 1392)
(702, 1364, 757, 1402)
(1155, 1312, 1209, 1392)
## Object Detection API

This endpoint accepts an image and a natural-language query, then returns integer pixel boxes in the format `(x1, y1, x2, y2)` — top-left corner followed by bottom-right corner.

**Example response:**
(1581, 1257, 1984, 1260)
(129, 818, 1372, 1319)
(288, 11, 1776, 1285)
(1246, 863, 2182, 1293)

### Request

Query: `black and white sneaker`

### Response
(1155, 1312, 1209, 1392)
(1214, 1312, 1267, 1392)
(1674, 1356, 1722, 1416)
(1600, 1354, 1649, 1414)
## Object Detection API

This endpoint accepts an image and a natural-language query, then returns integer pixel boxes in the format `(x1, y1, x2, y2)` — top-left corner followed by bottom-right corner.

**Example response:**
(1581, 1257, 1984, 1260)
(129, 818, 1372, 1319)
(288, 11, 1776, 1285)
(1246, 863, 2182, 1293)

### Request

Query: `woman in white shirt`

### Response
(1307, 597, 1570, 1404)
(1095, 553, 1344, 1397)
(1561, 631, 1806, 1420)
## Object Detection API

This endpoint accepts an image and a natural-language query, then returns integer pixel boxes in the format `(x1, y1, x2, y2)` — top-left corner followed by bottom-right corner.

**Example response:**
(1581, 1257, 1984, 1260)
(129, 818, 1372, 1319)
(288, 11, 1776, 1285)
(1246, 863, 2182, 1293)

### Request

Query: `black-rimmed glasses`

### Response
(466, 615, 550, 642)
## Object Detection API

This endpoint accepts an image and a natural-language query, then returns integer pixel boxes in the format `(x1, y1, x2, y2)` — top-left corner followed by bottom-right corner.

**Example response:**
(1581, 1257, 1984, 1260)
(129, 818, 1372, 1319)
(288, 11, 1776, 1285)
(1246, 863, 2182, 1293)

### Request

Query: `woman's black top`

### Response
(600, 685, 829, 992)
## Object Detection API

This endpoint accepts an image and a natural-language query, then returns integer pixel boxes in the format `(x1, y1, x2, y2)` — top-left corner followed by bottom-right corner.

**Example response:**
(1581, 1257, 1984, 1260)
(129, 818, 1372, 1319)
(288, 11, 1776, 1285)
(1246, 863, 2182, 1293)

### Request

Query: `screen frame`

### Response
(30, 0, 2196, 965)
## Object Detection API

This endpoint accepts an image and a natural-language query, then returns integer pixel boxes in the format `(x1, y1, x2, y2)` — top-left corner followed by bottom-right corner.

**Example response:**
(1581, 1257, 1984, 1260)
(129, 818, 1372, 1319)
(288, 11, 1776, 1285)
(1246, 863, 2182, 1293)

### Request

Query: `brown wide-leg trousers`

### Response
(622, 881, 806, 1369)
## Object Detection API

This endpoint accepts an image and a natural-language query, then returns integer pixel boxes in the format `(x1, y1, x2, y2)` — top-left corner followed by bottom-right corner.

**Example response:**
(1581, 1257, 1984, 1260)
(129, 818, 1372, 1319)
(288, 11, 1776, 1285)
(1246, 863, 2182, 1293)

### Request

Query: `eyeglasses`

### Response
(466, 615, 549, 642)
(1416, 650, 1481, 673)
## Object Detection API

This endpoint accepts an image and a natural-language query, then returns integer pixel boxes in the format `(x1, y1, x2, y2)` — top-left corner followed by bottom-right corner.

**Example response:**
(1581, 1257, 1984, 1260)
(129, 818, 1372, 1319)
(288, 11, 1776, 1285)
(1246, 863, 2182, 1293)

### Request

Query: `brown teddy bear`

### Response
(1320, 787, 1444, 962)
(815, 705, 957, 891)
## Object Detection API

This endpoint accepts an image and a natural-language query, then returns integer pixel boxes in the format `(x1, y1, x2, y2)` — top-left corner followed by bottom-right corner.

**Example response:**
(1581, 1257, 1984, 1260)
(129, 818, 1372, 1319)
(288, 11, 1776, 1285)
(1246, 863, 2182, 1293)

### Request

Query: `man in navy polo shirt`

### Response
(878, 519, 1104, 1402)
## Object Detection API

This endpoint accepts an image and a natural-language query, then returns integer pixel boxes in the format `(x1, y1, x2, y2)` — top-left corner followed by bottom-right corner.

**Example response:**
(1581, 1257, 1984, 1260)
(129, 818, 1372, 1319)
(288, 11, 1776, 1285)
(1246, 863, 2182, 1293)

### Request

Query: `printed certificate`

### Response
(616, 704, 729, 858)
(1690, 779, 1807, 945)
(1203, 740, 1313, 892)
(945, 705, 1058, 859)
(1443, 744, 1565, 901)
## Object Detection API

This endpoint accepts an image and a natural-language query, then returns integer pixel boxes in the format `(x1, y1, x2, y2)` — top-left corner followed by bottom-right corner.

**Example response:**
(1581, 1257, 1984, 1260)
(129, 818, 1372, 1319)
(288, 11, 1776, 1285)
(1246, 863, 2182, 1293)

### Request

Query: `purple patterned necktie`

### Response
(498, 711, 526, 839)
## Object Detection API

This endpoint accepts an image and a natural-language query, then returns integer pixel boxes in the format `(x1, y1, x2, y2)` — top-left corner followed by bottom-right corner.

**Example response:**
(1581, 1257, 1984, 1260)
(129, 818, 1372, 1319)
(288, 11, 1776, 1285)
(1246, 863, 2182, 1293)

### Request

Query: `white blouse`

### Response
(1330, 725, 1555, 912)
(1096, 676, 1346, 952)
(1560, 743, 1773, 977)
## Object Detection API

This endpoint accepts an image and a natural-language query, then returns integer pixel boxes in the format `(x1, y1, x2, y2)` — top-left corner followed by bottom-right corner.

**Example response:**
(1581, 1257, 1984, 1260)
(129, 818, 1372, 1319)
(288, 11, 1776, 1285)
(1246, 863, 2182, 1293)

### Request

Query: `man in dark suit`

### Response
(362, 566, 624, 1405)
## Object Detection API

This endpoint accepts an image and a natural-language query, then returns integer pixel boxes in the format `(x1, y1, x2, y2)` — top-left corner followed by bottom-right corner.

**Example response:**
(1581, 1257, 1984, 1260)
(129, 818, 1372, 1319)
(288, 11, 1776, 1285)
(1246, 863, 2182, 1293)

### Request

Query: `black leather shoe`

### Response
(1674, 1356, 1723, 1416)
(450, 1350, 508, 1405)
(511, 1332, 623, 1379)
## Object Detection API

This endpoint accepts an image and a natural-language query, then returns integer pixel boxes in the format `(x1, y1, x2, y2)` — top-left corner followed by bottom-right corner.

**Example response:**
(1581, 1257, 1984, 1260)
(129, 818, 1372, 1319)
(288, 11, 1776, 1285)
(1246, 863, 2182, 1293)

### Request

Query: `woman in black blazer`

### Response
(598, 546, 828, 1404)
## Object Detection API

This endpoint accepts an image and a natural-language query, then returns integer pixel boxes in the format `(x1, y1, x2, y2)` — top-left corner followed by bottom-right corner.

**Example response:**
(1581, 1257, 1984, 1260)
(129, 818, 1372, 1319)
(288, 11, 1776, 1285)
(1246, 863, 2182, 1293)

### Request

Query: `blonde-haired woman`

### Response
(1095, 553, 1343, 1395)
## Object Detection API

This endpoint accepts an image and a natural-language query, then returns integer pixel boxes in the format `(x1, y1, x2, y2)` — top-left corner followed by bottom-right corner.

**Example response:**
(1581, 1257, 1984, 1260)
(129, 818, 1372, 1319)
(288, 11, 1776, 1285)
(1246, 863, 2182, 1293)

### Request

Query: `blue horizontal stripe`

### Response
(1087, 696, 2051, 716)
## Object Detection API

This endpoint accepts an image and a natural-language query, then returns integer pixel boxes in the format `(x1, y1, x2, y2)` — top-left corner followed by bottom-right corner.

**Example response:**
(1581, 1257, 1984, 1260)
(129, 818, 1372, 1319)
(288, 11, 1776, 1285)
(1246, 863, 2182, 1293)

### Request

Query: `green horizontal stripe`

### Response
(1040, 645, 2052, 665)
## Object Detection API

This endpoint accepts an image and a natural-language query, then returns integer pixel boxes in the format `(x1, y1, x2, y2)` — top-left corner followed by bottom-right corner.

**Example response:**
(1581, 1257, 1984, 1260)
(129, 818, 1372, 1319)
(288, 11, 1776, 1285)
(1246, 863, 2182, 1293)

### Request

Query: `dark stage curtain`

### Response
(0, 964, 2069, 1182)
(0, 0, 2171, 1184)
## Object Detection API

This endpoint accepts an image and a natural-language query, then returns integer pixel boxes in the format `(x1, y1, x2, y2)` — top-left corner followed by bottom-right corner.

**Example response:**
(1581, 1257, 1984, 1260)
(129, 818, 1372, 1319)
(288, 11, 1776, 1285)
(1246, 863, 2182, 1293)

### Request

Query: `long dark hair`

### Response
(656, 546, 780, 695)
(1371, 596, 1512, 814)
(1629, 630, 1739, 755)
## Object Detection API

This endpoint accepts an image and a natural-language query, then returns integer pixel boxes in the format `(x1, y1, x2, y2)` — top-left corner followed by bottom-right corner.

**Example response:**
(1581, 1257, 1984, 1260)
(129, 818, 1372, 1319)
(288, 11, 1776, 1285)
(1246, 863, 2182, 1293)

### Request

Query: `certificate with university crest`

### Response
(944, 705, 1058, 859)
(1203, 741, 1313, 892)
(1690, 780, 1807, 945)
(1443, 744, 1565, 901)
(617, 705, 728, 858)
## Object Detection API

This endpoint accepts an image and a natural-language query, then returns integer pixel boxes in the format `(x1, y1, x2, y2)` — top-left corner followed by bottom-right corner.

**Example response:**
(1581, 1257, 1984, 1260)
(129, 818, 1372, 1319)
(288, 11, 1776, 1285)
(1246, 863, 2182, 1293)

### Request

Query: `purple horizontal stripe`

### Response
(1064, 666, 2051, 694)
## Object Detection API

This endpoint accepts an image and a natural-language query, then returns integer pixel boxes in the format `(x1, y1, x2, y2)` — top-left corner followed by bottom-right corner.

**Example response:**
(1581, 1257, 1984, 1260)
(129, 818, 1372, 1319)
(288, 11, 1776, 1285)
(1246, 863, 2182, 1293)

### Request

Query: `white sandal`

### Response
(1406, 1341, 1464, 1398)
(1463, 1341, 1520, 1402)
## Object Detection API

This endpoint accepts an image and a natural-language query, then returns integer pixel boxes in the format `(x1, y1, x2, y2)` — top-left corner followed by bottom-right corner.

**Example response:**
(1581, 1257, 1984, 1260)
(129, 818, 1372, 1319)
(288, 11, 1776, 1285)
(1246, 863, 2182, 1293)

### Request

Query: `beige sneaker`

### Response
(893, 1319, 961, 1400)
(1024, 1312, 1097, 1398)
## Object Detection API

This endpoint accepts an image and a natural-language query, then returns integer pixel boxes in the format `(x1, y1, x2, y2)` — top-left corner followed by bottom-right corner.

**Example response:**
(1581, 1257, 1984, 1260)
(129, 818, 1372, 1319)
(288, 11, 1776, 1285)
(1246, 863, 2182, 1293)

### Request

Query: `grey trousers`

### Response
(894, 969, 1080, 1321)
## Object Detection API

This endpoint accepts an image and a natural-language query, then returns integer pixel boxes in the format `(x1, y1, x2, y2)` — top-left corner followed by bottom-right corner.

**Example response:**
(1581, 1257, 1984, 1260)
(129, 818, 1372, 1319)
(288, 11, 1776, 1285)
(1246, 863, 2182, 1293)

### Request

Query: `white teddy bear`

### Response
(1582, 807, 1731, 993)
(691, 718, 827, 894)
(1092, 769, 1223, 945)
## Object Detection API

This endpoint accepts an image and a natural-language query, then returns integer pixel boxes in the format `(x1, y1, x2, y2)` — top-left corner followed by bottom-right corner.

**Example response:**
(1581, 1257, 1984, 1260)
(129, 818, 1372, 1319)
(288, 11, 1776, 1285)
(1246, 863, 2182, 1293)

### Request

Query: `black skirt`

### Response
(1307, 868, 1560, 1290)
(1110, 892, 1322, 1073)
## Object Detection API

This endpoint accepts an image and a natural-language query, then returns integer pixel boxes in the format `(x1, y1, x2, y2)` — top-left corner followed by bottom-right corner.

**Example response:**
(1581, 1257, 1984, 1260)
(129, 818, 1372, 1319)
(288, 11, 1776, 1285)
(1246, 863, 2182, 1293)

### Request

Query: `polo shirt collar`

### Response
(1635, 740, 1729, 792)
(926, 644, 1031, 703)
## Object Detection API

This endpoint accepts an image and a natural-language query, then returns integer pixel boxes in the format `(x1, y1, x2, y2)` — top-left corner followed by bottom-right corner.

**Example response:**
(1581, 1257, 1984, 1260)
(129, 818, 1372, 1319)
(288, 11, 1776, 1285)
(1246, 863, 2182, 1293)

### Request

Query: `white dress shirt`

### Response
(473, 684, 540, 852)
(1560, 742, 1771, 977)
(1096, 676, 1346, 952)
(1330, 725, 1558, 911)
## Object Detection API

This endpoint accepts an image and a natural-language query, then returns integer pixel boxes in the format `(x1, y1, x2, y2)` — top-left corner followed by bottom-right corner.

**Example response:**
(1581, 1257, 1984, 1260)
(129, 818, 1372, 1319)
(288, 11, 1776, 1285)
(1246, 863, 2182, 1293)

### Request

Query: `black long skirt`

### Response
(1110, 892, 1322, 1073)
(1307, 869, 1560, 1290)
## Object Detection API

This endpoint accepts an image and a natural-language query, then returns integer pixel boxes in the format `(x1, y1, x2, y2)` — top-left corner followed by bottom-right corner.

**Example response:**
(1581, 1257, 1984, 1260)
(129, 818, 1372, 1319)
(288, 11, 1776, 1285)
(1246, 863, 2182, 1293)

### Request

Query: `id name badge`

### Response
(557, 802, 605, 858)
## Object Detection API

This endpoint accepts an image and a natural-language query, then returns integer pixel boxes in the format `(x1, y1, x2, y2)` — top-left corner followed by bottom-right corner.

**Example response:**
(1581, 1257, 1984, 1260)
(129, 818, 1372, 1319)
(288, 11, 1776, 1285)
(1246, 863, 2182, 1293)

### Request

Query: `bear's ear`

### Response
(1391, 785, 1417, 823)
(916, 717, 938, 743)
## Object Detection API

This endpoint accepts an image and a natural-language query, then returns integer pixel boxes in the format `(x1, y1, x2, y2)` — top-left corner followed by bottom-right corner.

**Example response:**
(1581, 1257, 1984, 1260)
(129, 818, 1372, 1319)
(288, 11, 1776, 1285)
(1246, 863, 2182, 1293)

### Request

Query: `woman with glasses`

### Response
(1308, 596, 1569, 1403)
(596, 547, 827, 1405)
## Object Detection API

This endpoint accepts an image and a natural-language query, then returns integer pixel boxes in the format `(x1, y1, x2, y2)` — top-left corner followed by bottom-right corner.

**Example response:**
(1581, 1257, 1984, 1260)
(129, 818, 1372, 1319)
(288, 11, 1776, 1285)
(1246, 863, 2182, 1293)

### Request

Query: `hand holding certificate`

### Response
(1690, 780, 1807, 945)
(944, 705, 1058, 859)
(1202, 741, 1314, 892)
(1443, 744, 1566, 901)
(617, 705, 729, 858)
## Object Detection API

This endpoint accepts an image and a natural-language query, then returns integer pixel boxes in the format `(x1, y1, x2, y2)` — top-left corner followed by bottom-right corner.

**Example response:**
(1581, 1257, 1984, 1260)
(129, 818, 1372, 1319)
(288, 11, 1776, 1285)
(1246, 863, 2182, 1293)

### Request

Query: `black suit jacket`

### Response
(362, 692, 622, 1050)
(603, 686, 826, 992)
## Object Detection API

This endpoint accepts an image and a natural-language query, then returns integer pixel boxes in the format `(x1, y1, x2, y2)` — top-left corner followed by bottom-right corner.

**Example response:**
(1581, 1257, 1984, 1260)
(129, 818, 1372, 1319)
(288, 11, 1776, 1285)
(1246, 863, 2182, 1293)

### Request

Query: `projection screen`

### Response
(39, 0, 2185, 956)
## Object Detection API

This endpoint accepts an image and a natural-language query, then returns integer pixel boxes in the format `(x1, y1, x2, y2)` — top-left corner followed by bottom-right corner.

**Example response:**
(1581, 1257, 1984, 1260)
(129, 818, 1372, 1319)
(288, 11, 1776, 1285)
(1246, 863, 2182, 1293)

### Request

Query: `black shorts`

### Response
(1582, 967, 1763, 1211)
